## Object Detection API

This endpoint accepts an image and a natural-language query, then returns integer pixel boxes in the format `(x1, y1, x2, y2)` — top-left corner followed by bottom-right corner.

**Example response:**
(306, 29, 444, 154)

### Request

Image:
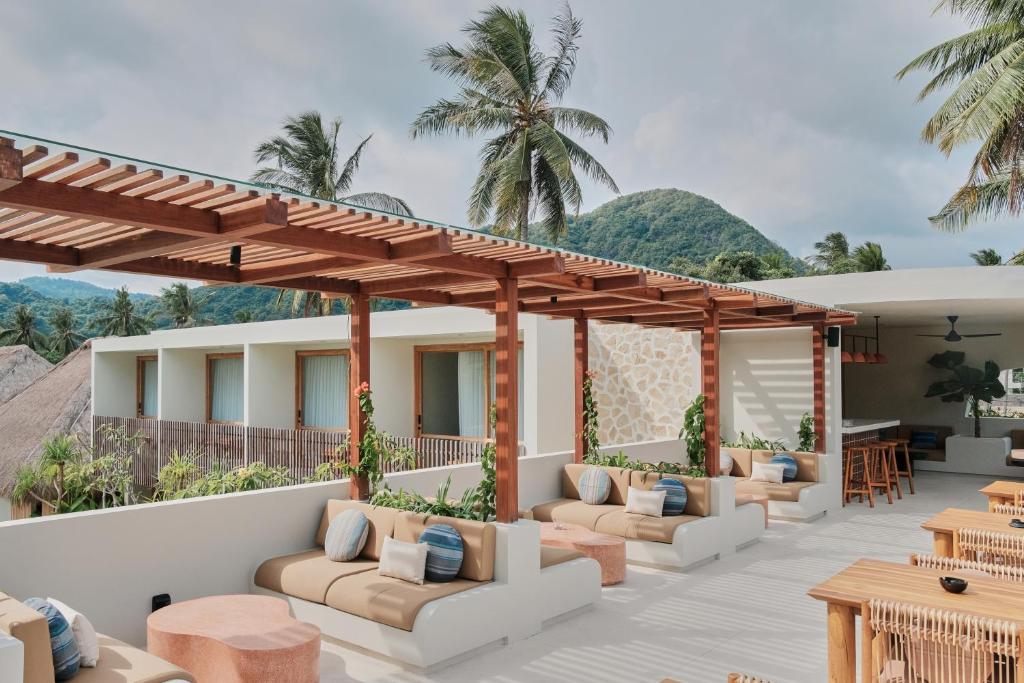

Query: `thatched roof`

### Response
(0, 345, 52, 405)
(0, 341, 91, 497)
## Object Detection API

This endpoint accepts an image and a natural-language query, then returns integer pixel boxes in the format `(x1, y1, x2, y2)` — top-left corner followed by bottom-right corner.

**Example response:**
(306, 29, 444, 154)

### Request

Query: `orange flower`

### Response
(353, 381, 370, 397)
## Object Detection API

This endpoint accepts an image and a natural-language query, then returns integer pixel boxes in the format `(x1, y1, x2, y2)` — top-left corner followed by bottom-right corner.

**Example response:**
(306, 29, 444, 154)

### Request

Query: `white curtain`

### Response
(457, 351, 485, 437)
(141, 359, 158, 417)
(302, 354, 348, 429)
(210, 357, 243, 422)
(488, 348, 525, 440)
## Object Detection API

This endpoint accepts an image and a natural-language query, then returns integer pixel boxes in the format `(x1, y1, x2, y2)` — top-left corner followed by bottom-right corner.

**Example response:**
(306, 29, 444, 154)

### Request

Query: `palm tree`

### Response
(410, 4, 618, 242)
(852, 242, 891, 272)
(897, 1, 1024, 230)
(807, 232, 851, 271)
(47, 307, 85, 357)
(233, 309, 255, 323)
(159, 282, 209, 328)
(0, 304, 46, 351)
(970, 247, 1003, 265)
(92, 287, 154, 337)
(252, 111, 412, 216)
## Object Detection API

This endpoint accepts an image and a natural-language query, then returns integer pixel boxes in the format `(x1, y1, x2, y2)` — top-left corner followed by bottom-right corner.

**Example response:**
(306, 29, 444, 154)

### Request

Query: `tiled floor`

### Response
(318, 472, 1017, 683)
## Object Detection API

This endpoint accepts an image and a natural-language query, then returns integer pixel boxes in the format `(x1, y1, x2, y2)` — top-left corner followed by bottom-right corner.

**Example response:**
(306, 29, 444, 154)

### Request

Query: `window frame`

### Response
(136, 355, 158, 419)
(294, 349, 351, 431)
(205, 352, 244, 424)
(413, 342, 524, 441)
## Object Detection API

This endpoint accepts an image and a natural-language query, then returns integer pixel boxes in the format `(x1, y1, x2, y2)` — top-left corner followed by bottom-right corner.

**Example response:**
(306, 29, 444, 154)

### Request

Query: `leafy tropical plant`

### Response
(92, 287, 154, 337)
(46, 307, 85, 358)
(159, 282, 210, 329)
(152, 449, 202, 500)
(12, 435, 92, 514)
(970, 248, 1003, 265)
(721, 432, 789, 452)
(925, 350, 1006, 438)
(338, 383, 415, 498)
(370, 475, 479, 521)
(0, 304, 47, 351)
(798, 412, 816, 453)
(679, 394, 707, 471)
(411, 4, 618, 242)
(580, 370, 601, 462)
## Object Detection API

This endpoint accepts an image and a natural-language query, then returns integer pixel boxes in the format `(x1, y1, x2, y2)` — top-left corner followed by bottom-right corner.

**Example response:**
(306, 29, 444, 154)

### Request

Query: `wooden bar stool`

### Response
(889, 437, 915, 495)
(843, 446, 873, 507)
(867, 442, 894, 504)
(875, 440, 903, 500)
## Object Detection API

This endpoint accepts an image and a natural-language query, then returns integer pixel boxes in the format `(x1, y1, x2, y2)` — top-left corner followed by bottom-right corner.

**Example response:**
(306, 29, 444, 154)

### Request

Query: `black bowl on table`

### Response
(939, 576, 968, 594)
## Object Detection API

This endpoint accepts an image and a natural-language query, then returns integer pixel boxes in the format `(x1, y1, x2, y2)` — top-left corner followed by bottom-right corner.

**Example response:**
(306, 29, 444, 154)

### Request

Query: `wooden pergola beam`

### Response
(349, 292, 371, 500)
(574, 316, 588, 464)
(0, 138, 24, 192)
(112, 256, 240, 282)
(360, 272, 482, 296)
(238, 256, 364, 284)
(0, 236, 77, 266)
(701, 301, 721, 477)
(812, 324, 826, 453)
(494, 278, 519, 523)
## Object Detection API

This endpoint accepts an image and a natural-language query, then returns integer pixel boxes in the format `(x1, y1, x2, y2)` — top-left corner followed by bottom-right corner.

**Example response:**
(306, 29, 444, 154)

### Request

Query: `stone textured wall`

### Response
(589, 323, 700, 445)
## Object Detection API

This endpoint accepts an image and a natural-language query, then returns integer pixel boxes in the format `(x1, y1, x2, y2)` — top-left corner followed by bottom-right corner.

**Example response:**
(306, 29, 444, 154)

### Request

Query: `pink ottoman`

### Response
(147, 595, 319, 683)
(540, 522, 626, 585)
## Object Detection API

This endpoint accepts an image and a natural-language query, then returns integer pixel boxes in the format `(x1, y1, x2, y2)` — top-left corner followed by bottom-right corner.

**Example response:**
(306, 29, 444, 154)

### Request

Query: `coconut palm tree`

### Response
(92, 287, 153, 337)
(852, 242, 891, 272)
(410, 4, 618, 242)
(807, 232, 851, 272)
(47, 307, 85, 357)
(252, 111, 412, 216)
(0, 304, 46, 351)
(159, 282, 210, 328)
(897, 1, 1024, 230)
(970, 247, 1003, 265)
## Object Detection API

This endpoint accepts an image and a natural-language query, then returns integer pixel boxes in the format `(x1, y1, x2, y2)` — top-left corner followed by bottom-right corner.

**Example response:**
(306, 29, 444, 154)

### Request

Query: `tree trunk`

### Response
(973, 397, 981, 438)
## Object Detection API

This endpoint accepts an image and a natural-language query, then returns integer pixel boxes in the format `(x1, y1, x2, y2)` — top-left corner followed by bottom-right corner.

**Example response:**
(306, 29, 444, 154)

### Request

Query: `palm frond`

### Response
(342, 192, 414, 217)
(930, 172, 1019, 230)
(336, 134, 371, 197)
(554, 130, 619, 192)
(549, 107, 612, 142)
(542, 3, 582, 100)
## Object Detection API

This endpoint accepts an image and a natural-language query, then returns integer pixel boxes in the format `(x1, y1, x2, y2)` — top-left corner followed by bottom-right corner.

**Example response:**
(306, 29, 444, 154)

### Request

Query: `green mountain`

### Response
(18, 276, 150, 302)
(558, 189, 798, 271)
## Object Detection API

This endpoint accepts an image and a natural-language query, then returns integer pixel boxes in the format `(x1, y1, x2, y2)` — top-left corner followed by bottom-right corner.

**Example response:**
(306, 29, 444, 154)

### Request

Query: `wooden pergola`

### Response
(0, 134, 856, 522)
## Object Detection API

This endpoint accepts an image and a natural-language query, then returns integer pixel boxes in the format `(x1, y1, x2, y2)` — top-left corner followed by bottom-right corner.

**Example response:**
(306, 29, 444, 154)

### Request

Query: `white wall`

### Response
(526, 316, 574, 455)
(844, 323, 1024, 437)
(371, 338, 415, 437)
(245, 344, 296, 429)
(158, 348, 208, 421)
(91, 352, 140, 417)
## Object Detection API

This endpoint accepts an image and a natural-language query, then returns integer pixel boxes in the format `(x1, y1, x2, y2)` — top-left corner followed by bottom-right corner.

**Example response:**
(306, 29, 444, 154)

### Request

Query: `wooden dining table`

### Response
(922, 506, 1024, 556)
(808, 558, 1024, 683)
(980, 480, 1024, 511)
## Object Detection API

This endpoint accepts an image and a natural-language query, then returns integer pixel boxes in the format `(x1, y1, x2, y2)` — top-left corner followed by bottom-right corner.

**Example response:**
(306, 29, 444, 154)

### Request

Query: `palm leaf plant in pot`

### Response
(924, 351, 1006, 438)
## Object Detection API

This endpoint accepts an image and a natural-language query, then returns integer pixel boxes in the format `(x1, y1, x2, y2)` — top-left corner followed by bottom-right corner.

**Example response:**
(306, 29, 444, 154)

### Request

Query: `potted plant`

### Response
(924, 351, 1006, 438)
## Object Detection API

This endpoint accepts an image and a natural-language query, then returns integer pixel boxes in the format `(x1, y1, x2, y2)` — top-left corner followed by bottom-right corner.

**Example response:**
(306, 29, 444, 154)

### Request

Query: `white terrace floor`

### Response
(319, 472, 1015, 683)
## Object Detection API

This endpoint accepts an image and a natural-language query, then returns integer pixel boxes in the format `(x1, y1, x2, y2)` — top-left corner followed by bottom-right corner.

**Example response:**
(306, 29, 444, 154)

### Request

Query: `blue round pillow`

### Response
(770, 453, 798, 482)
(25, 598, 80, 681)
(652, 477, 688, 516)
(578, 466, 611, 505)
(419, 524, 464, 582)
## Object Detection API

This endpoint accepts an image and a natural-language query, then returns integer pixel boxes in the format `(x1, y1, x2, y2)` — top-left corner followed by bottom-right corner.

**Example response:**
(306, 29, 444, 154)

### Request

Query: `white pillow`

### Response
(719, 451, 734, 476)
(378, 536, 428, 585)
(751, 462, 785, 484)
(624, 487, 666, 517)
(47, 597, 99, 667)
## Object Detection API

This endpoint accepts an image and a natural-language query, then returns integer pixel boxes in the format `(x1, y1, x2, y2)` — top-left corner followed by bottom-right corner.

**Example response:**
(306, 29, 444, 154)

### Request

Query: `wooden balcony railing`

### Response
(92, 416, 525, 489)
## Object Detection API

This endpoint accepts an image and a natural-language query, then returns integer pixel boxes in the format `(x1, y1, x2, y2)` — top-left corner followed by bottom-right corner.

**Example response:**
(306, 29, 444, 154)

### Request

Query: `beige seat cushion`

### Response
(530, 499, 622, 529)
(0, 592, 54, 683)
(324, 571, 486, 631)
(725, 448, 753, 477)
(594, 511, 699, 543)
(74, 635, 196, 683)
(395, 513, 496, 582)
(315, 500, 398, 560)
(629, 471, 711, 517)
(751, 450, 819, 483)
(253, 549, 378, 604)
(735, 479, 815, 502)
(540, 546, 586, 569)
(562, 464, 632, 504)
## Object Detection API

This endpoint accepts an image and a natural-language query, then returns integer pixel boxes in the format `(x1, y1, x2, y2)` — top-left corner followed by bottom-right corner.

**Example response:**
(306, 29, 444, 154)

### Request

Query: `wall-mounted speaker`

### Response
(152, 594, 171, 612)
(827, 326, 840, 348)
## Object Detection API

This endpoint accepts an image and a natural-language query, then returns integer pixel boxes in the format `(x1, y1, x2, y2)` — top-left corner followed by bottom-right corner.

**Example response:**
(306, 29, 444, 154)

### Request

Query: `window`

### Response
(136, 355, 157, 418)
(416, 344, 524, 439)
(206, 353, 243, 423)
(973, 367, 1024, 419)
(296, 350, 349, 430)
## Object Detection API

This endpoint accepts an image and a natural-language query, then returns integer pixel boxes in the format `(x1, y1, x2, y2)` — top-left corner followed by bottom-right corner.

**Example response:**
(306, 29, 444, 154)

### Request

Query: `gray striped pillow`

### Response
(324, 509, 369, 562)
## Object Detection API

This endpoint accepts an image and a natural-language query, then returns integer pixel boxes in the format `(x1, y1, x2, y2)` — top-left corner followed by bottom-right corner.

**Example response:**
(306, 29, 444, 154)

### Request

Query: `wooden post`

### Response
(0, 138, 24, 192)
(812, 324, 826, 454)
(701, 301, 720, 477)
(348, 292, 370, 501)
(495, 278, 519, 523)
(573, 316, 588, 464)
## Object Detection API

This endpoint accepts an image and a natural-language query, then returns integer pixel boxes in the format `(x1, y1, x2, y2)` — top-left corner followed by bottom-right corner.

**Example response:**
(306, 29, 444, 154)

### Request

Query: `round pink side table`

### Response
(539, 521, 626, 585)
(147, 594, 320, 683)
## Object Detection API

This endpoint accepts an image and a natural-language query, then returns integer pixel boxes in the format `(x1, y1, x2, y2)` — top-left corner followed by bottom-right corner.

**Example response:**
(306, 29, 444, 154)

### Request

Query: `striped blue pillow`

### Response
(653, 478, 688, 516)
(770, 453, 799, 482)
(25, 598, 80, 681)
(324, 509, 369, 561)
(578, 467, 611, 505)
(419, 524, 464, 582)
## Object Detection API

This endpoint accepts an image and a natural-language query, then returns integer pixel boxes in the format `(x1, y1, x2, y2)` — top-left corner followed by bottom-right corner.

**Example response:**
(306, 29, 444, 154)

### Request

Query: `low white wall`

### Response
(0, 451, 573, 647)
(0, 496, 10, 523)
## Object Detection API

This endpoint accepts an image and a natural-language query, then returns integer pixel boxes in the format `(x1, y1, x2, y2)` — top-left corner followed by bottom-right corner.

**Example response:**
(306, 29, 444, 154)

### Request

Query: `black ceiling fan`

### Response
(916, 315, 1001, 342)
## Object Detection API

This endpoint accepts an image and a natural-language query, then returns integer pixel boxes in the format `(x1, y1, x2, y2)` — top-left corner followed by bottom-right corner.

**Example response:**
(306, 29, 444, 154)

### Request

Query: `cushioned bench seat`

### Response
(530, 499, 623, 528)
(323, 571, 486, 632)
(253, 550, 378, 604)
(735, 480, 815, 502)
(594, 511, 700, 543)
(540, 546, 585, 569)
(74, 635, 195, 683)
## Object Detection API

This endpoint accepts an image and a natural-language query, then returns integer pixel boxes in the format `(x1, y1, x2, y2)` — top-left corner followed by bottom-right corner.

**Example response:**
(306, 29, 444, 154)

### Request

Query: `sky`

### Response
(1, 0, 1019, 294)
